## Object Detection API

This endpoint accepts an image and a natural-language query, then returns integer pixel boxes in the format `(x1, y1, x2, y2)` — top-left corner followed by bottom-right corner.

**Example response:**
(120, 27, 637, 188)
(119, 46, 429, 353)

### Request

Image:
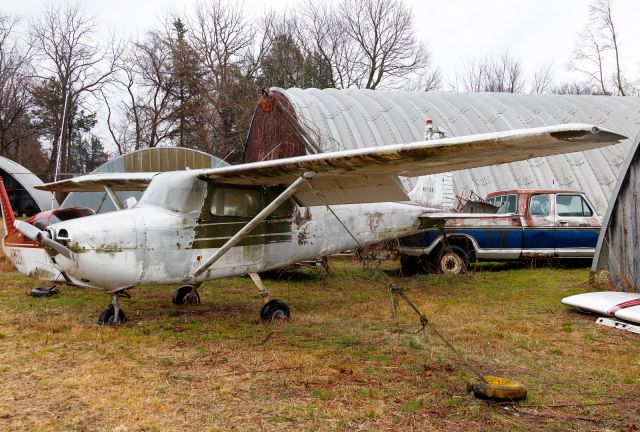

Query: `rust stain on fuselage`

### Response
(294, 208, 312, 227)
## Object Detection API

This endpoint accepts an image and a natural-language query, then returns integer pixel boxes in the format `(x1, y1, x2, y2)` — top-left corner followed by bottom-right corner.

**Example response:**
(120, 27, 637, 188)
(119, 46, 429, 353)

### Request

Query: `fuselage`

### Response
(47, 201, 426, 291)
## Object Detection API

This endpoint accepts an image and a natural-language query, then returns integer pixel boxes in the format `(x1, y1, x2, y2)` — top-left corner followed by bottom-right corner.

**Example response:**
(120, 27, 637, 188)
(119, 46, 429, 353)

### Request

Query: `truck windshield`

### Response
(137, 172, 206, 213)
(487, 194, 517, 214)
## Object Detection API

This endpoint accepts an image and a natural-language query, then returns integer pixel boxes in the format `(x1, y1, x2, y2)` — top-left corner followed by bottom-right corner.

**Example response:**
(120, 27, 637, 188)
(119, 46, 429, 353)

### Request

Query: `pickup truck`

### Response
(398, 189, 602, 274)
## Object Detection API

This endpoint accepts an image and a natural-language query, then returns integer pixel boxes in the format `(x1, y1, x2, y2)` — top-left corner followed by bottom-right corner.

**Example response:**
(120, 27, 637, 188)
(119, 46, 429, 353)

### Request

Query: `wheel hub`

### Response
(441, 252, 463, 274)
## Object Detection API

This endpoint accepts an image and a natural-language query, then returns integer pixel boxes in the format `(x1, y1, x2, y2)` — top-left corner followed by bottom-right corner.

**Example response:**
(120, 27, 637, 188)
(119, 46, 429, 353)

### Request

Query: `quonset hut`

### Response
(62, 147, 228, 213)
(592, 131, 640, 292)
(0, 156, 55, 216)
(245, 89, 640, 214)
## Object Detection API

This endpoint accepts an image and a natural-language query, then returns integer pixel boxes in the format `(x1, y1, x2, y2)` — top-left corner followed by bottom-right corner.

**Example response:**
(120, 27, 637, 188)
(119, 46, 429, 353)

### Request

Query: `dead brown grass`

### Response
(0, 261, 638, 431)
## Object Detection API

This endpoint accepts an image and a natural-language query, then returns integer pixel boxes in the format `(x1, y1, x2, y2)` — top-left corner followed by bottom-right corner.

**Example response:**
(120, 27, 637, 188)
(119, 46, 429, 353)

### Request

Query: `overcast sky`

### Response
(3, 0, 639, 150)
(4, 0, 640, 86)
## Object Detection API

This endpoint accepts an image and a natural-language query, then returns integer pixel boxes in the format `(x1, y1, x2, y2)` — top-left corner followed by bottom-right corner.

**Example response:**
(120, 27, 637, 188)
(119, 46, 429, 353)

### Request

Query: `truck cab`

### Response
(398, 190, 602, 274)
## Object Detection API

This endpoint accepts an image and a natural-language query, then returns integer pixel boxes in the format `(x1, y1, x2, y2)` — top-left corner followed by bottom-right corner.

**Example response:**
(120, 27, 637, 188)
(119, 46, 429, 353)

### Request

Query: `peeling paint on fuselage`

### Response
(46, 202, 426, 291)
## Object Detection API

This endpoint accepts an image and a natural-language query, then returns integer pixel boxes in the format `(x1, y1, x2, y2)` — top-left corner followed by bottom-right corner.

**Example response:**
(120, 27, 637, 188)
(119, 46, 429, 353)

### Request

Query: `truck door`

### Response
(522, 193, 555, 257)
(554, 193, 600, 257)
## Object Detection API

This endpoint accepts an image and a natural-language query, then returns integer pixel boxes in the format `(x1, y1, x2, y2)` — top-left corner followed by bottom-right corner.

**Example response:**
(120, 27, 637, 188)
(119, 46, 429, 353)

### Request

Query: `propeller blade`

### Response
(15, 221, 41, 241)
(37, 234, 74, 260)
(15, 221, 74, 260)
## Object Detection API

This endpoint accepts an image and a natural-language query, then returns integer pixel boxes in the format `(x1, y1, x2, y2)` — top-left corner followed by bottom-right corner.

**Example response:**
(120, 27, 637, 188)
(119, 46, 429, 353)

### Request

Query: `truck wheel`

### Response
(400, 254, 419, 276)
(438, 246, 468, 275)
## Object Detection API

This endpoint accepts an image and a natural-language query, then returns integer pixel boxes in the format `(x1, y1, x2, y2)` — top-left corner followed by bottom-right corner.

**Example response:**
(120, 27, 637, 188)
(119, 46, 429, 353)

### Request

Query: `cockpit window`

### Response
(137, 172, 206, 213)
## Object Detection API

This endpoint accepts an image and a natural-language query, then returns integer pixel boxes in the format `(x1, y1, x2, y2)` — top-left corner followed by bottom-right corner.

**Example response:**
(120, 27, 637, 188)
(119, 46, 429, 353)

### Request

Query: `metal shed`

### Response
(245, 89, 640, 214)
(62, 147, 228, 213)
(592, 131, 640, 292)
(0, 156, 56, 215)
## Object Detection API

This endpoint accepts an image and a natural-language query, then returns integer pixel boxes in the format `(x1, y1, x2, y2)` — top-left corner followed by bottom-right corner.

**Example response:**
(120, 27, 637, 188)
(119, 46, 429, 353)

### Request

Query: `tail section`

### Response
(0, 177, 16, 235)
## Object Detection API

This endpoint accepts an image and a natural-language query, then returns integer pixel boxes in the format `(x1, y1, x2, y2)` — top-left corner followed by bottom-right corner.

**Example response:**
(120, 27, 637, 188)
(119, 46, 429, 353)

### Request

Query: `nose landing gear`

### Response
(98, 289, 130, 325)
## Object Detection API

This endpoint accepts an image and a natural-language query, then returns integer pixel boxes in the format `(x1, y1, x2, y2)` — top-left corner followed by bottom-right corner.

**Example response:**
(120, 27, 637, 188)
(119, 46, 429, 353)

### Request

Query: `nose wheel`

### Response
(98, 290, 130, 325)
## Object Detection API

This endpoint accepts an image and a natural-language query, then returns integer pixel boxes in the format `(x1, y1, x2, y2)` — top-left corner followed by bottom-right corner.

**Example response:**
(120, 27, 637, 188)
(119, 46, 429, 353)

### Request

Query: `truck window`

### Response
(487, 194, 517, 214)
(530, 194, 550, 216)
(556, 194, 593, 217)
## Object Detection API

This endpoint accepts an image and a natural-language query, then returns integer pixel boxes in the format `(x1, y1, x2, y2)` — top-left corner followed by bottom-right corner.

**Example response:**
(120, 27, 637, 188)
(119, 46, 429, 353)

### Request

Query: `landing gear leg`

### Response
(249, 272, 290, 321)
(98, 290, 129, 325)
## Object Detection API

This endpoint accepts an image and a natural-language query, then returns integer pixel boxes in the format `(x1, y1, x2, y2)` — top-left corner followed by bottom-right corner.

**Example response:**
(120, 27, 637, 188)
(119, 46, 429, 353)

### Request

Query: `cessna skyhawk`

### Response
(6, 124, 625, 324)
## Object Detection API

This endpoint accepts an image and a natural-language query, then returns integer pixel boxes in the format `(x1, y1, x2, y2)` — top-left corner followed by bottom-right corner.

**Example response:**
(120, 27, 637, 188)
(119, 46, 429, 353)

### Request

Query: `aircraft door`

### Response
(195, 185, 266, 271)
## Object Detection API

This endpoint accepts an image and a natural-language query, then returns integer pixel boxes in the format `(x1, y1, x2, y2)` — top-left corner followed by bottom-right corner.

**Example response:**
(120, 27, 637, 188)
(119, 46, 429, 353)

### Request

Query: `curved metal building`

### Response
(592, 130, 640, 291)
(0, 156, 55, 216)
(62, 147, 228, 213)
(245, 89, 640, 213)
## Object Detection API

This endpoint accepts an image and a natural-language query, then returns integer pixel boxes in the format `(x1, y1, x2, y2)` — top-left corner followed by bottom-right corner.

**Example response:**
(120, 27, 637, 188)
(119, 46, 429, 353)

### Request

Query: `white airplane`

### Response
(7, 124, 624, 324)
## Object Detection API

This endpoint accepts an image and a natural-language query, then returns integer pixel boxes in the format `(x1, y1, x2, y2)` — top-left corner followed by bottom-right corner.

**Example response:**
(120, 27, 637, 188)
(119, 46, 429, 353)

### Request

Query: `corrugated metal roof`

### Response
(592, 130, 640, 291)
(62, 147, 228, 213)
(0, 156, 57, 211)
(273, 89, 640, 213)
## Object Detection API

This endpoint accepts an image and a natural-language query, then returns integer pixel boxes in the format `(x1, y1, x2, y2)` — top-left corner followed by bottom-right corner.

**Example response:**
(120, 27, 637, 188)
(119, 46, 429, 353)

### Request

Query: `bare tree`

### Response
(339, 0, 435, 89)
(590, 0, 625, 95)
(449, 52, 525, 93)
(571, 0, 628, 96)
(0, 15, 39, 161)
(188, 0, 264, 159)
(29, 2, 121, 179)
(571, 26, 610, 95)
(295, 0, 439, 90)
(530, 64, 554, 94)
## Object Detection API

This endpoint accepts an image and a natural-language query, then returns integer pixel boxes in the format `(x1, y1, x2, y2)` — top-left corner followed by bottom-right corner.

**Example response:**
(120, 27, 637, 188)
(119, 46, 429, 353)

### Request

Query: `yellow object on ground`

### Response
(467, 375, 527, 402)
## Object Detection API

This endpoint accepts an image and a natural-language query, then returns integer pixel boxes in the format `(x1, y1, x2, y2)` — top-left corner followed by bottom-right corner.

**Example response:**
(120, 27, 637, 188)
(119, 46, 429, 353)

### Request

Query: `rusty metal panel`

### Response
(244, 93, 306, 163)
(260, 89, 640, 214)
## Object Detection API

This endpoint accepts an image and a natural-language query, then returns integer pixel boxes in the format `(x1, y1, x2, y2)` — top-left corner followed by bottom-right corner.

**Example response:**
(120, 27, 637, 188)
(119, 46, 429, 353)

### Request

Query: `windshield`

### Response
(137, 172, 206, 213)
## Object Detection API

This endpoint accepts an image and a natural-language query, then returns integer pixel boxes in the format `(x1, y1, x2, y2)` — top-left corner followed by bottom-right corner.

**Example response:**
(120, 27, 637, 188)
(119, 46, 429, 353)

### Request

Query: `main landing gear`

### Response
(172, 284, 201, 305)
(98, 289, 130, 325)
(249, 272, 290, 321)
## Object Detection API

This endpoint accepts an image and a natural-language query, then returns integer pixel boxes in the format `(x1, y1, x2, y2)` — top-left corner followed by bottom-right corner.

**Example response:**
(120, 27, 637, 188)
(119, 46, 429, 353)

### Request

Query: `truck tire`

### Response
(400, 254, 419, 276)
(438, 246, 469, 275)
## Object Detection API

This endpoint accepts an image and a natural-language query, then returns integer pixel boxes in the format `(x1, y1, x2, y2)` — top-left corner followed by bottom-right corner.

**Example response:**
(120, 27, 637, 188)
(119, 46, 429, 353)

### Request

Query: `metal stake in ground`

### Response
(387, 281, 528, 402)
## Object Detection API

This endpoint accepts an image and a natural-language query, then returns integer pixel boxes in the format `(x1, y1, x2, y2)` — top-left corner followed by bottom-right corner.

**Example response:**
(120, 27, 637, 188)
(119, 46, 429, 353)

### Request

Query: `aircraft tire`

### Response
(172, 285, 200, 305)
(467, 375, 527, 402)
(437, 246, 469, 275)
(98, 305, 127, 325)
(260, 299, 290, 321)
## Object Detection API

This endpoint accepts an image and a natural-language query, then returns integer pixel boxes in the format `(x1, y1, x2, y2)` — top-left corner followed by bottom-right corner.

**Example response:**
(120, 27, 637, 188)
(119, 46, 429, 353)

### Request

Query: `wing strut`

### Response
(193, 173, 311, 278)
(104, 185, 124, 210)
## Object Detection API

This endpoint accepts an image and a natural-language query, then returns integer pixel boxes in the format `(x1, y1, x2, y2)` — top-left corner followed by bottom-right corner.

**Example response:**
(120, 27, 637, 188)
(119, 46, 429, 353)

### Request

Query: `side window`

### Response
(211, 188, 262, 217)
(530, 194, 550, 217)
(490, 194, 518, 214)
(556, 194, 593, 217)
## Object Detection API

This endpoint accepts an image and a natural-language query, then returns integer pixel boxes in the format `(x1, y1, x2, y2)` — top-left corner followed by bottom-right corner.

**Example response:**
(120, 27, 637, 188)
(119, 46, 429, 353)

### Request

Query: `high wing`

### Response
(198, 124, 625, 206)
(36, 172, 158, 192)
(35, 124, 625, 206)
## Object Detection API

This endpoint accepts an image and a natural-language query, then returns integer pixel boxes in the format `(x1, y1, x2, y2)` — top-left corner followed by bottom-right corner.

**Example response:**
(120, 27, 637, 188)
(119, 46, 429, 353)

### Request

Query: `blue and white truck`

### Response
(398, 189, 602, 274)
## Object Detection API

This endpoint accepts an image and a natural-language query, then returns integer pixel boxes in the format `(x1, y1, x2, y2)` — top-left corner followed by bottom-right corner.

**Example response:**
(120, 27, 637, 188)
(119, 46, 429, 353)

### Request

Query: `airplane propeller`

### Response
(15, 221, 74, 260)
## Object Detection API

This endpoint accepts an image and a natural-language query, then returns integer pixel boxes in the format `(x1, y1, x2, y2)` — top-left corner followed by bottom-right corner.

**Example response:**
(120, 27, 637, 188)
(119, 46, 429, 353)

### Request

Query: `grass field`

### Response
(0, 259, 638, 431)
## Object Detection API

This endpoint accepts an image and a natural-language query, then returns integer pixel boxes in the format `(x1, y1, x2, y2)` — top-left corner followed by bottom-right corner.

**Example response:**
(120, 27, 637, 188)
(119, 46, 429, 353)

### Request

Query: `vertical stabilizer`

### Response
(0, 177, 16, 235)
